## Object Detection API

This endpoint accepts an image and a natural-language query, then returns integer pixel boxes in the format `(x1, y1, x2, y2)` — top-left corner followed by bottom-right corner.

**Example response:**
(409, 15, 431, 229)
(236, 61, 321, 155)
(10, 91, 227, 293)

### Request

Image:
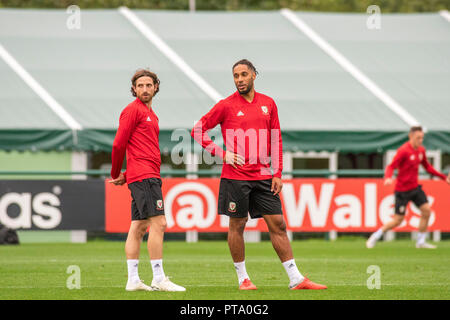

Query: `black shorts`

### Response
(218, 178, 283, 219)
(395, 185, 428, 215)
(128, 178, 165, 221)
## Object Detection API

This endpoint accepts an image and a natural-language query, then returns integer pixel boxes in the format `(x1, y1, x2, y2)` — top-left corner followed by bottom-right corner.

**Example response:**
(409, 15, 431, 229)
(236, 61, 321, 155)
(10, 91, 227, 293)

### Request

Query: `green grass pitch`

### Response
(1, 239, 449, 300)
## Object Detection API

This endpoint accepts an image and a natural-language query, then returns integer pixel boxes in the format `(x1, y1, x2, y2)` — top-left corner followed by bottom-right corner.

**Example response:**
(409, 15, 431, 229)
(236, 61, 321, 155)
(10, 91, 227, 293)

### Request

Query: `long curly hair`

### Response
(130, 69, 160, 97)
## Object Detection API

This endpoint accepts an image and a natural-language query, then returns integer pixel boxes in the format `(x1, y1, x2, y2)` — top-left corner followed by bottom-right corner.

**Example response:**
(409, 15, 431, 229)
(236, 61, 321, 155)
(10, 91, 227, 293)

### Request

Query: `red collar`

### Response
(407, 141, 421, 152)
(235, 91, 258, 104)
(136, 98, 153, 112)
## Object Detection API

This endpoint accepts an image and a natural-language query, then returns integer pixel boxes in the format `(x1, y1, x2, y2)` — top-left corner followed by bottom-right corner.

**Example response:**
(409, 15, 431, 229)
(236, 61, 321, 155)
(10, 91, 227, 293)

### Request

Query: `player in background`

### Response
(110, 69, 185, 292)
(367, 126, 450, 249)
(191, 59, 326, 290)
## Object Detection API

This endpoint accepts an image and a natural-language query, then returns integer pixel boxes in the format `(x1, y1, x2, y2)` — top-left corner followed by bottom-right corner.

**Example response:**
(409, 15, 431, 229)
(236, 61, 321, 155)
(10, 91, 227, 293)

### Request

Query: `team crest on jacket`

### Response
(261, 106, 268, 114)
(418, 153, 423, 161)
(228, 201, 237, 213)
(156, 200, 164, 210)
(410, 155, 415, 161)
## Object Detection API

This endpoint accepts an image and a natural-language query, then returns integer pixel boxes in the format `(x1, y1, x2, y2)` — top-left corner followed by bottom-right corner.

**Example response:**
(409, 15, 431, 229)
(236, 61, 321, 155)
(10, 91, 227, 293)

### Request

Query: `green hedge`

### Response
(0, 0, 448, 12)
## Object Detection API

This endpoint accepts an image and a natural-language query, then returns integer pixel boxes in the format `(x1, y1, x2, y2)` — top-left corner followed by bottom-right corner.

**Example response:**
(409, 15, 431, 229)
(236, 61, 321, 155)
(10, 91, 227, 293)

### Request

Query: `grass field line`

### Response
(2, 257, 448, 264)
(1, 283, 448, 289)
(1, 241, 449, 299)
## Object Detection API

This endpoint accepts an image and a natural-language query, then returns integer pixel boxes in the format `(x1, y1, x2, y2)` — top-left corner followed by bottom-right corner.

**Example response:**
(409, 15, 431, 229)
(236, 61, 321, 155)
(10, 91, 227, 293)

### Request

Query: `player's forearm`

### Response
(384, 166, 394, 179)
(270, 123, 283, 178)
(206, 143, 226, 159)
(385, 151, 403, 179)
(191, 123, 225, 158)
(425, 166, 447, 180)
(111, 113, 134, 179)
(271, 140, 283, 178)
(436, 172, 447, 180)
(273, 169, 282, 178)
(110, 143, 126, 179)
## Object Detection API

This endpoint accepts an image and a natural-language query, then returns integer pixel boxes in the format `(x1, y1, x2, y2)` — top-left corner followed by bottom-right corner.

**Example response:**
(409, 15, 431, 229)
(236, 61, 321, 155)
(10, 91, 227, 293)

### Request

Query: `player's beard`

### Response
(237, 81, 254, 95)
(138, 92, 152, 103)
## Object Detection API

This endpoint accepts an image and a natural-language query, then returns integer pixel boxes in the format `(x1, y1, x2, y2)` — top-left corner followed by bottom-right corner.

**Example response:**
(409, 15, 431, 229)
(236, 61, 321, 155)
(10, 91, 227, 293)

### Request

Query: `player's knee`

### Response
(272, 219, 287, 235)
(160, 220, 168, 232)
(421, 208, 431, 219)
(280, 220, 287, 233)
(396, 216, 405, 224)
(236, 221, 248, 233)
(135, 226, 147, 238)
(153, 217, 167, 233)
(393, 215, 404, 226)
(130, 222, 147, 238)
(230, 218, 247, 233)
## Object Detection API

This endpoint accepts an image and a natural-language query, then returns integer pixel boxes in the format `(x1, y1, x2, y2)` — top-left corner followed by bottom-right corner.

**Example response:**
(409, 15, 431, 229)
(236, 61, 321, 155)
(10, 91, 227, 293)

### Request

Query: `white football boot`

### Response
(366, 233, 378, 248)
(151, 276, 186, 292)
(416, 242, 437, 249)
(126, 280, 154, 291)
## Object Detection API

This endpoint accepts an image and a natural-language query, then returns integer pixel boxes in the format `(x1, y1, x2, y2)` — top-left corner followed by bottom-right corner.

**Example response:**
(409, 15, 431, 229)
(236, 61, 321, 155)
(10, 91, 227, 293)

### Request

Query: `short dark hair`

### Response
(232, 59, 258, 75)
(410, 126, 423, 134)
(130, 69, 160, 97)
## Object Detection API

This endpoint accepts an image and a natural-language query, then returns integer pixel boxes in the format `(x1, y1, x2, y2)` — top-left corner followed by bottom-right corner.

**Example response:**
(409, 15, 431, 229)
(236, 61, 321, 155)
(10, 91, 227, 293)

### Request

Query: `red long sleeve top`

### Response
(111, 98, 161, 184)
(191, 91, 283, 180)
(385, 141, 446, 192)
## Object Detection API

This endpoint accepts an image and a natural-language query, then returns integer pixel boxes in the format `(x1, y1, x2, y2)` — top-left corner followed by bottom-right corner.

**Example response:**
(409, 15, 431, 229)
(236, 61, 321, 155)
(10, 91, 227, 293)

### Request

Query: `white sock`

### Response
(417, 232, 427, 245)
(372, 228, 384, 241)
(127, 259, 140, 283)
(151, 259, 166, 283)
(234, 261, 250, 285)
(282, 259, 304, 286)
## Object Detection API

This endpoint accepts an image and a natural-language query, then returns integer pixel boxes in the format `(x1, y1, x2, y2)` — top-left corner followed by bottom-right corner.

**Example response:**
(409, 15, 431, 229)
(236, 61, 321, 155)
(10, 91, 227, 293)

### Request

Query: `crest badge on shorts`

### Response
(228, 201, 237, 213)
(261, 106, 268, 114)
(156, 199, 164, 210)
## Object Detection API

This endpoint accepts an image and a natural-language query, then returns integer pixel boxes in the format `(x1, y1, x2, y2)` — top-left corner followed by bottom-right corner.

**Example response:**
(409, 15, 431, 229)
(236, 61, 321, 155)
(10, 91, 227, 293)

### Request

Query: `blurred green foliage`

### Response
(0, 0, 448, 12)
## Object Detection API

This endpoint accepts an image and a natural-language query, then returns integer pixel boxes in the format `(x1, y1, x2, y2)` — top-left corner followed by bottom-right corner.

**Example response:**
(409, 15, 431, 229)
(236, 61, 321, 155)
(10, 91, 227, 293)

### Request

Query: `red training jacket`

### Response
(111, 98, 161, 184)
(191, 91, 283, 180)
(385, 141, 446, 192)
